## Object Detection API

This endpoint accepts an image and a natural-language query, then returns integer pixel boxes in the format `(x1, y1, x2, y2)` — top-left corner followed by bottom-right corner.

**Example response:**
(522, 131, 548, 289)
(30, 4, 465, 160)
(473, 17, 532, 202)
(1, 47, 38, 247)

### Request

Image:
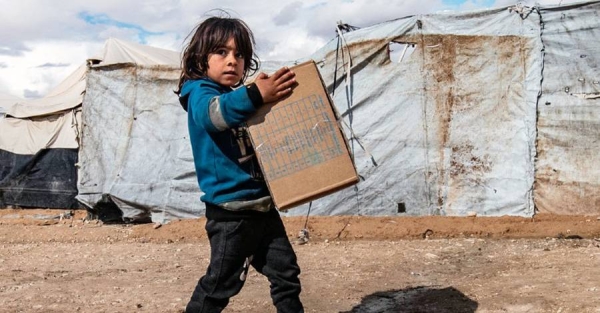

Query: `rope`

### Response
(340, 119, 378, 167)
(297, 22, 368, 243)
(303, 201, 312, 230)
(296, 202, 311, 245)
(332, 36, 341, 96)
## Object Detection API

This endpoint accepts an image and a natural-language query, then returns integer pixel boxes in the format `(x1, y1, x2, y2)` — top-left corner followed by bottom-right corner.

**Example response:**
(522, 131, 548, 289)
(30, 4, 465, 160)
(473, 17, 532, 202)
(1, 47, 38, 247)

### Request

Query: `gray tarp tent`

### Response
(304, 1, 599, 217)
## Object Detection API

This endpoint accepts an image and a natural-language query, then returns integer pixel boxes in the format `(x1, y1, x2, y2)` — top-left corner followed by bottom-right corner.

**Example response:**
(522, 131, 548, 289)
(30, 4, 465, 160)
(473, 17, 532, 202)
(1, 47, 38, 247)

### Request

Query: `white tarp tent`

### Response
(0, 63, 85, 155)
(0, 92, 22, 115)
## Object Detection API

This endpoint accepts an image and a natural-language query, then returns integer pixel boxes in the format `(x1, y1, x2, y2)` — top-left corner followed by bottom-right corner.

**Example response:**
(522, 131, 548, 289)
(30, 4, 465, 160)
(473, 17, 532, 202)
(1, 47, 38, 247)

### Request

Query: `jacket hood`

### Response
(178, 80, 196, 112)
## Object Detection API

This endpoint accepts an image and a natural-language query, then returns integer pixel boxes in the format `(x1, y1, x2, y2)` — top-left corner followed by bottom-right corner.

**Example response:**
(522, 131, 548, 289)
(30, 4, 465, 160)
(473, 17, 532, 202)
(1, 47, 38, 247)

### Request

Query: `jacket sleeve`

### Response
(188, 80, 260, 133)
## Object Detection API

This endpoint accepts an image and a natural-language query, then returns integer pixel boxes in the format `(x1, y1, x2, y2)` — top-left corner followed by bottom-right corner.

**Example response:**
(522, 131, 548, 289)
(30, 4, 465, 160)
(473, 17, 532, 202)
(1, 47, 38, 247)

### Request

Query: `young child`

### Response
(175, 16, 303, 313)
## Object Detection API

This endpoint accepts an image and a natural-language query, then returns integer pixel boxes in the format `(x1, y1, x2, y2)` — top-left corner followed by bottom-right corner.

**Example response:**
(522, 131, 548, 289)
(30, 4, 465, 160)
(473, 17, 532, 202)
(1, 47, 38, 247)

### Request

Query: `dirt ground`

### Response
(2, 208, 600, 313)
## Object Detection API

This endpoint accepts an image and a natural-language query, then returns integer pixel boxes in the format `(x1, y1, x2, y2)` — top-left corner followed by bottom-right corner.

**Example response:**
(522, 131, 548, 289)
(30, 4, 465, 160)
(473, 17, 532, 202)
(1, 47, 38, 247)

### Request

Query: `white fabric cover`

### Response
(5, 65, 86, 119)
(0, 92, 21, 114)
(88, 38, 181, 67)
(0, 110, 80, 154)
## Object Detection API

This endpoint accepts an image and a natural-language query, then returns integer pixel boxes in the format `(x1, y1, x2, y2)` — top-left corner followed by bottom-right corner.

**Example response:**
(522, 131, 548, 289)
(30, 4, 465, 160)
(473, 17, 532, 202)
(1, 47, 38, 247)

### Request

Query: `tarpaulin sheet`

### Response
(0, 105, 80, 209)
(0, 148, 80, 209)
(0, 110, 80, 154)
(76, 65, 201, 222)
(535, 1, 600, 214)
(5, 38, 180, 119)
(5, 65, 87, 119)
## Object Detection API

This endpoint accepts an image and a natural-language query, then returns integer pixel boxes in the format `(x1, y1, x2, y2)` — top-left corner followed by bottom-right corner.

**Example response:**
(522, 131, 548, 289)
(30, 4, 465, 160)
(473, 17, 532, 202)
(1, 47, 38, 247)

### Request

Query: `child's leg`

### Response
(186, 218, 258, 313)
(251, 210, 304, 313)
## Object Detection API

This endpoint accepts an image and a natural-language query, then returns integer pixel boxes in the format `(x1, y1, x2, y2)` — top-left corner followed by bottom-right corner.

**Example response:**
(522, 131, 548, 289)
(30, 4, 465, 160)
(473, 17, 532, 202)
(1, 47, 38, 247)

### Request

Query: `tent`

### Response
(75, 40, 194, 222)
(2, 1, 599, 221)
(76, 0, 599, 222)
(0, 38, 183, 212)
(304, 0, 600, 217)
(0, 92, 22, 115)
(0, 66, 84, 208)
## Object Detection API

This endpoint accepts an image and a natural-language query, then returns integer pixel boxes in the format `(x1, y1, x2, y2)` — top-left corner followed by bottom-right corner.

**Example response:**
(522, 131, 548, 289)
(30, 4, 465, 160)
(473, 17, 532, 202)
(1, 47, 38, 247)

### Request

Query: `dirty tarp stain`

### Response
(414, 34, 530, 212)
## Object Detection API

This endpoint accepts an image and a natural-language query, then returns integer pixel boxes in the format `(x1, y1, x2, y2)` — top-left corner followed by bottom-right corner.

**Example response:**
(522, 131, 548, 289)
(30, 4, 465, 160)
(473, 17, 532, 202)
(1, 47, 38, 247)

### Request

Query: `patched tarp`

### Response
(534, 1, 600, 214)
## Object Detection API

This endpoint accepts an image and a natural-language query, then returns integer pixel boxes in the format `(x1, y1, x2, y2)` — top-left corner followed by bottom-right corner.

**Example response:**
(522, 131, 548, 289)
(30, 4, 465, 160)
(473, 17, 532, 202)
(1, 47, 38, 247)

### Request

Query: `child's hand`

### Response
(254, 67, 296, 104)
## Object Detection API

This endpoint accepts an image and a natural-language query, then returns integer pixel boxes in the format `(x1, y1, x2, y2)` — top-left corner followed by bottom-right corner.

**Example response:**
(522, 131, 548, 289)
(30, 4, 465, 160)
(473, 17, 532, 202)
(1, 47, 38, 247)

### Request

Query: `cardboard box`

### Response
(247, 60, 359, 211)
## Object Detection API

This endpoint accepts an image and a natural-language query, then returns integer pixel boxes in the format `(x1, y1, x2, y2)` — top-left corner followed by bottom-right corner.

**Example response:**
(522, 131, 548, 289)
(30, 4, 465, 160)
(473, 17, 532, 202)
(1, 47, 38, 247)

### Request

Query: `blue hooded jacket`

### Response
(179, 78, 269, 205)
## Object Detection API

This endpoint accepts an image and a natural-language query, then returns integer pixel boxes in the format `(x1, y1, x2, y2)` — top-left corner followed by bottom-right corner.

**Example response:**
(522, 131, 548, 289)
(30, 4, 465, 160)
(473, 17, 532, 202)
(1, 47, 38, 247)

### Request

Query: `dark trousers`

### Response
(186, 209, 303, 313)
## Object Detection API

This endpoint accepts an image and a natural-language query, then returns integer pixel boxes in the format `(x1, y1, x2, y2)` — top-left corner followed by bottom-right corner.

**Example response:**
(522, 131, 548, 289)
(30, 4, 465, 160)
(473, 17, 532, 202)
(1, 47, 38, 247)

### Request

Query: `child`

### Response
(175, 15, 303, 313)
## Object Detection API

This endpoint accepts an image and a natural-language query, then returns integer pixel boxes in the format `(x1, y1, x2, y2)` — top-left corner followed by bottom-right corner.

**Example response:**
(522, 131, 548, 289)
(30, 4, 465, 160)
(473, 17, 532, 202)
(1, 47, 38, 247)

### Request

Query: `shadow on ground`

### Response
(341, 286, 478, 313)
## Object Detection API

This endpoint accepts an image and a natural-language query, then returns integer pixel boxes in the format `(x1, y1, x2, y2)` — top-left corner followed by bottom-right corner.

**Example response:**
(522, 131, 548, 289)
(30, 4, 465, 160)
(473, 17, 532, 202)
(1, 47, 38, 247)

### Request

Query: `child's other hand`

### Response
(254, 67, 296, 104)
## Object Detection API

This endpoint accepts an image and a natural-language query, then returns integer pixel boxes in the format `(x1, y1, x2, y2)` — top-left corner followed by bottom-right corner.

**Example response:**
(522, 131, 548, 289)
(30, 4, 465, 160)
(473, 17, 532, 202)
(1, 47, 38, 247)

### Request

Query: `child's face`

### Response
(206, 37, 245, 87)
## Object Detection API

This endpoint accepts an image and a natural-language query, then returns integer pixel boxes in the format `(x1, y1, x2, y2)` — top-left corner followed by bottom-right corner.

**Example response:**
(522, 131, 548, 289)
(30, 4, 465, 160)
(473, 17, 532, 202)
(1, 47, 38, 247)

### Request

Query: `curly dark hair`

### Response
(175, 13, 260, 94)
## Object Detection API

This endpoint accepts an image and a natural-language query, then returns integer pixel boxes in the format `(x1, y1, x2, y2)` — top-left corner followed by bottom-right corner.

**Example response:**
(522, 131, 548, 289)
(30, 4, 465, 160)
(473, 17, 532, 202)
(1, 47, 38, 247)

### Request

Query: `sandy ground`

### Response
(2, 208, 600, 313)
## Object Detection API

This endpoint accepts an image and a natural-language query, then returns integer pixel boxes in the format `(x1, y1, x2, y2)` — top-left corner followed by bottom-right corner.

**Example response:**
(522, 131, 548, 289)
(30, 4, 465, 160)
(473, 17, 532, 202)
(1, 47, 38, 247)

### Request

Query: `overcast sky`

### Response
(0, 0, 576, 99)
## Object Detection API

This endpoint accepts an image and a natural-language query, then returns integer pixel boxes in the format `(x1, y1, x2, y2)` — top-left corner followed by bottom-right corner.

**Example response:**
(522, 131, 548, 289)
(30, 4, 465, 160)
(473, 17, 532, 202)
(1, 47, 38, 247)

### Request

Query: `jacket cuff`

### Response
(246, 83, 264, 108)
